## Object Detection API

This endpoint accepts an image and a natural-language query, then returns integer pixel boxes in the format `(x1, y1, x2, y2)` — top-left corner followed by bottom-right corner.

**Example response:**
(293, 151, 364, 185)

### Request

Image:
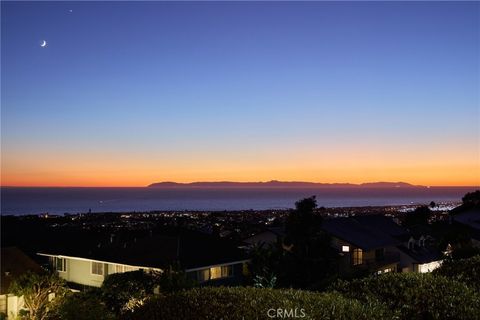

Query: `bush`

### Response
(331, 272, 480, 320)
(128, 286, 393, 320)
(433, 255, 480, 291)
(48, 290, 115, 320)
(101, 270, 157, 315)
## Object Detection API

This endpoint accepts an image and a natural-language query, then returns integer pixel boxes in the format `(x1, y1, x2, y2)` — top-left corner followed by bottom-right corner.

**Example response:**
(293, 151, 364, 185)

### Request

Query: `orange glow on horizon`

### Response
(2, 142, 479, 187)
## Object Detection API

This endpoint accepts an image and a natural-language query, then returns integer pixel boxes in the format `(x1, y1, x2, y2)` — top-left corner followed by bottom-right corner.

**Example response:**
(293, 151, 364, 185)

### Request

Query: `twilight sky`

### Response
(1, 1, 479, 187)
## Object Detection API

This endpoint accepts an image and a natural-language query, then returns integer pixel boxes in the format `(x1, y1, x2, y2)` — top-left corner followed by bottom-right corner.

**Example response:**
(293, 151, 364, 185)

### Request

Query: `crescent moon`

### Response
(40, 40, 47, 47)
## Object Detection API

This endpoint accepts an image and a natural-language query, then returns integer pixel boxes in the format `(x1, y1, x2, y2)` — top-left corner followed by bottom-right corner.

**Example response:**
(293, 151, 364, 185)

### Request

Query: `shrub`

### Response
(128, 286, 393, 320)
(331, 272, 480, 320)
(433, 255, 480, 291)
(47, 289, 114, 320)
(101, 270, 157, 315)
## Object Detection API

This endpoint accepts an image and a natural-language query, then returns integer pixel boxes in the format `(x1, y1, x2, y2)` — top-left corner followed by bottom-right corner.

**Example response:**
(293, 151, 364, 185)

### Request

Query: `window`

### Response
(221, 265, 233, 277)
(91, 262, 104, 275)
(342, 245, 350, 252)
(352, 248, 363, 265)
(197, 269, 210, 282)
(115, 265, 124, 273)
(197, 265, 234, 282)
(55, 257, 66, 272)
(210, 267, 222, 279)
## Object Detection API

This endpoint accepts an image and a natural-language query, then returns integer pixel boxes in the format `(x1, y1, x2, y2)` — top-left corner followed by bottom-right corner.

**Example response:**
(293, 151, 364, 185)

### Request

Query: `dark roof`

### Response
(322, 215, 408, 251)
(38, 228, 247, 270)
(1, 247, 43, 294)
(396, 245, 443, 264)
(453, 208, 480, 231)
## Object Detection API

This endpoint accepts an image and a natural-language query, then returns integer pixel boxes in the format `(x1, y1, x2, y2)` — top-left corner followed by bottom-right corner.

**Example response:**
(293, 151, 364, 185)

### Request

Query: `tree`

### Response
(9, 272, 67, 320)
(101, 270, 156, 315)
(462, 190, 480, 206)
(282, 197, 338, 289)
(403, 206, 431, 227)
(247, 243, 283, 288)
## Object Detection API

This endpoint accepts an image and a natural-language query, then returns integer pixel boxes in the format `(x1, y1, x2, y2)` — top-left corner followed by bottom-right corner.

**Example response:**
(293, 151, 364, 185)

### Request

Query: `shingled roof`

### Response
(1, 247, 43, 294)
(38, 228, 247, 270)
(322, 215, 408, 251)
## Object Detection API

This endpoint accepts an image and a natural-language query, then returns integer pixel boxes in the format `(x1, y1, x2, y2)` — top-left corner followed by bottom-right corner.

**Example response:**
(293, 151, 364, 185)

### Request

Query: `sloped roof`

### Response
(38, 228, 247, 270)
(1, 247, 43, 294)
(322, 215, 408, 251)
(453, 208, 480, 231)
(396, 245, 443, 264)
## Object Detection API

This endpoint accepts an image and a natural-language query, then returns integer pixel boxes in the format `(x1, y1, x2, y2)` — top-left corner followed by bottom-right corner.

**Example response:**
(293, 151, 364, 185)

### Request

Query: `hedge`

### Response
(127, 286, 393, 320)
(331, 272, 480, 320)
(433, 255, 480, 291)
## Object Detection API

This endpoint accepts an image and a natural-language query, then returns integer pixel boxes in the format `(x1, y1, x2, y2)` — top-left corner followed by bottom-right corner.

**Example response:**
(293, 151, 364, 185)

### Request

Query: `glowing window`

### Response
(115, 265, 124, 273)
(342, 245, 350, 252)
(210, 267, 222, 279)
(353, 249, 363, 265)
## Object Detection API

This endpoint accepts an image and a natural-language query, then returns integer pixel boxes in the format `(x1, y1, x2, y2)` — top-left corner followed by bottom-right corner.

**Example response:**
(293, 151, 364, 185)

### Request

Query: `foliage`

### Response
(331, 272, 480, 320)
(101, 270, 156, 315)
(157, 264, 196, 293)
(281, 197, 338, 289)
(450, 245, 480, 260)
(247, 243, 283, 288)
(253, 272, 277, 288)
(403, 206, 431, 227)
(47, 289, 114, 320)
(462, 190, 480, 205)
(128, 286, 393, 320)
(434, 255, 480, 291)
(9, 271, 67, 320)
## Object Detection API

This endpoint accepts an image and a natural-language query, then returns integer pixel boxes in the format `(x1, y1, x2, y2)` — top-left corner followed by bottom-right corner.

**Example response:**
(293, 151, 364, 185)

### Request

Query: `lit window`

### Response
(353, 248, 363, 265)
(115, 265, 124, 273)
(418, 261, 442, 273)
(55, 257, 66, 272)
(210, 267, 222, 279)
(342, 245, 350, 252)
(91, 262, 104, 275)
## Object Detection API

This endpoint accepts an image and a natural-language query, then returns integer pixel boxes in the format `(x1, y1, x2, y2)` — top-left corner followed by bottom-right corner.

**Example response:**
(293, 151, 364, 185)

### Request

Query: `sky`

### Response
(1, 1, 479, 187)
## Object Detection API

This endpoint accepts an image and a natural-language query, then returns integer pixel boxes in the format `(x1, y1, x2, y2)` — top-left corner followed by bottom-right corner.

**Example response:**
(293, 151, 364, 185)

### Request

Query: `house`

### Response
(322, 215, 405, 274)
(37, 228, 249, 289)
(242, 227, 285, 247)
(394, 225, 443, 273)
(321, 215, 443, 275)
(1, 247, 43, 319)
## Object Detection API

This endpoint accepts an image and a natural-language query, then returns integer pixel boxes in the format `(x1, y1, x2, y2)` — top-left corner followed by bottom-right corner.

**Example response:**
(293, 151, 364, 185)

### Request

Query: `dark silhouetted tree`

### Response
(282, 196, 338, 289)
(462, 190, 480, 206)
(404, 206, 431, 227)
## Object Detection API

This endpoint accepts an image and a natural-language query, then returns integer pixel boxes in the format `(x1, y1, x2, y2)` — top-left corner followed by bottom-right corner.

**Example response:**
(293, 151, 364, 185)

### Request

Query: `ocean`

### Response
(0, 186, 476, 215)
